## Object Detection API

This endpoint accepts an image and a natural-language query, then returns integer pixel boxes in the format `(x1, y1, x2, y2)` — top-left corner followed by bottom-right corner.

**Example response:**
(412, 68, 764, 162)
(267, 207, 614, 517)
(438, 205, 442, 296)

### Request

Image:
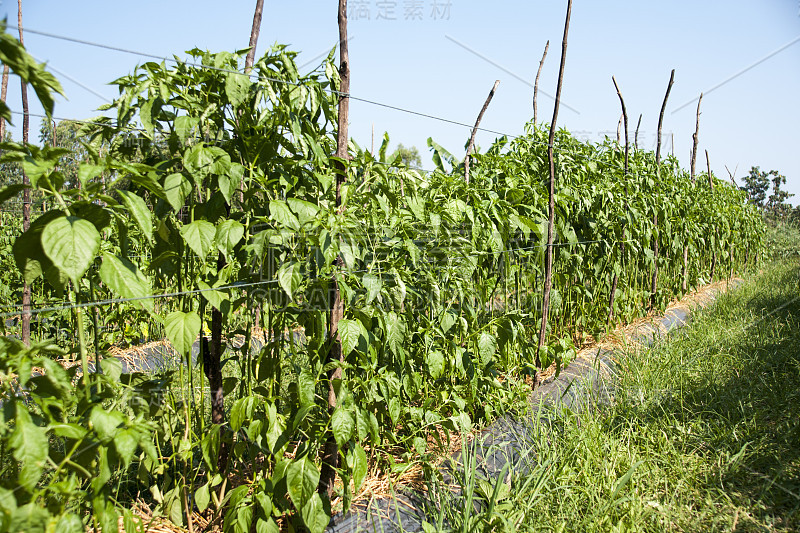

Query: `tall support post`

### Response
(536, 0, 573, 381)
(651, 69, 674, 310)
(319, 0, 351, 498)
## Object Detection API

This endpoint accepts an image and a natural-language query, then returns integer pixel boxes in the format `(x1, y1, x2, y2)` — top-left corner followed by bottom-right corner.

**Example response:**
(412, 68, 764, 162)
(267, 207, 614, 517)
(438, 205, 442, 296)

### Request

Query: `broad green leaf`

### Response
(300, 493, 329, 533)
(331, 407, 354, 449)
(165, 310, 201, 357)
(287, 197, 319, 227)
(384, 312, 406, 356)
(338, 318, 366, 356)
(195, 483, 211, 513)
(0, 183, 27, 204)
(180, 220, 216, 259)
(277, 261, 301, 299)
(215, 219, 245, 257)
(352, 443, 368, 493)
(89, 406, 125, 442)
(9, 407, 47, 491)
(183, 144, 232, 185)
(201, 425, 221, 472)
(41, 216, 100, 285)
(478, 332, 497, 367)
(298, 369, 315, 407)
(219, 163, 244, 204)
(286, 457, 319, 510)
(230, 397, 255, 432)
(99, 253, 153, 313)
(113, 429, 139, 466)
(174, 115, 199, 144)
(362, 272, 382, 304)
(269, 200, 299, 231)
(164, 173, 191, 213)
(426, 350, 445, 379)
(225, 72, 251, 108)
(197, 280, 229, 312)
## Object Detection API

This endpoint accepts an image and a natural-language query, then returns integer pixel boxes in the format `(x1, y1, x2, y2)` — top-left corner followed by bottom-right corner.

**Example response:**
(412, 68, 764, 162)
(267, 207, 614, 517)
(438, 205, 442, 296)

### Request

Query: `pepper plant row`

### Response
(0, 28, 763, 533)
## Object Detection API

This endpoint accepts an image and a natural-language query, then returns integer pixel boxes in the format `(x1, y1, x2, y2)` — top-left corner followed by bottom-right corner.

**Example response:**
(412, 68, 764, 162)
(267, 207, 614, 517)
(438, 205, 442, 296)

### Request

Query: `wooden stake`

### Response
(725, 164, 739, 187)
(0, 64, 8, 141)
(690, 93, 703, 181)
(651, 69, 674, 310)
(18, 0, 31, 347)
(464, 79, 500, 184)
(533, 40, 549, 125)
(537, 0, 573, 378)
(320, 0, 351, 499)
(608, 76, 629, 322)
(634, 113, 642, 152)
(612, 76, 629, 177)
(655, 70, 675, 168)
(244, 0, 265, 73)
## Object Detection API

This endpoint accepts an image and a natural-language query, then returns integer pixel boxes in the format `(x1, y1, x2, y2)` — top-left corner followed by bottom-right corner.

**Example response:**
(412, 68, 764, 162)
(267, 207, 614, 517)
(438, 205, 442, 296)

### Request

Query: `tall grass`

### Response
(428, 257, 800, 532)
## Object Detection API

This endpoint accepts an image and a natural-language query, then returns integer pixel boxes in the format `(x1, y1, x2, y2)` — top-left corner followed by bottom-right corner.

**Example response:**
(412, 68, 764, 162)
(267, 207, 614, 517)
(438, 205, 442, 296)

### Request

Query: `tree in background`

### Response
(391, 143, 422, 169)
(742, 166, 795, 222)
(742, 166, 771, 208)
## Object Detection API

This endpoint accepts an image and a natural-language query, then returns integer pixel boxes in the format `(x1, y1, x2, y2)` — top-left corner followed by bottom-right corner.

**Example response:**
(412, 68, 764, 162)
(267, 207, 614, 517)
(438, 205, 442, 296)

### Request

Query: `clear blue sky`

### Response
(2, 1, 798, 203)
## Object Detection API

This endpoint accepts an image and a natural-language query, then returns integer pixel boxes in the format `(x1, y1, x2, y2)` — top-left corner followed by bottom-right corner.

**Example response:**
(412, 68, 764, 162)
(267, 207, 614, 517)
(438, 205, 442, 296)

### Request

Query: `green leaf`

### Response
(41, 216, 100, 285)
(478, 332, 497, 367)
(180, 220, 216, 259)
(384, 312, 406, 356)
(287, 198, 319, 227)
(195, 483, 211, 513)
(300, 493, 329, 533)
(230, 397, 255, 433)
(331, 407, 354, 449)
(269, 200, 300, 231)
(426, 350, 444, 379)
(215, 219, 245, 258)
(338, 318, 366, 356)
(164, 173, 192, 213)
(286, 457, 319, 510)
(352, 443, 368, 493)
(89, 406, 125, 442)
(610, 460, 644, 501)
(225, 72, 251, 108)
(9, 407, 47, 491)
(117, 190, 153, 244)
(165, 310, 201, 357)
(219, 163, 244, 204)
(298, 370, 315, 407)
(183, 144, 231, 186)
(197, 280, 229, 312)
(0, 183, 28, 204)
(99, 253, 153, 313)
(277, 261, 301, 299)
(114, 429, 139, 466)
(362, 272, 382, 304)
(201, 425, 221, 472)
(174, 115, 199, 144)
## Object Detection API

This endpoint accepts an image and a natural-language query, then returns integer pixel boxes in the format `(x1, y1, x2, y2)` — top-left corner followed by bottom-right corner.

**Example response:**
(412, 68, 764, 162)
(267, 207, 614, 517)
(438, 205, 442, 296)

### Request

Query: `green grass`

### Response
(428, 259, 800, 532)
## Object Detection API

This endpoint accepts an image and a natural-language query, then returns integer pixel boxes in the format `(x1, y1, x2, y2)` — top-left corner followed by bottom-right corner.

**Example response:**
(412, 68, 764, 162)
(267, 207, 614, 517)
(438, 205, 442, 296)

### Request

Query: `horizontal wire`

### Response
(0, 237, 628, 318)
(7, 24, 519, 140)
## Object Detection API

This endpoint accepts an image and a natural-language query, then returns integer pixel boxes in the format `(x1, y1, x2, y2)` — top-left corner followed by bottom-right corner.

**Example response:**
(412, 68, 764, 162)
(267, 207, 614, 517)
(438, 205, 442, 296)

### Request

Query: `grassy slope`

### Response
(433, 257, 800, 532)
